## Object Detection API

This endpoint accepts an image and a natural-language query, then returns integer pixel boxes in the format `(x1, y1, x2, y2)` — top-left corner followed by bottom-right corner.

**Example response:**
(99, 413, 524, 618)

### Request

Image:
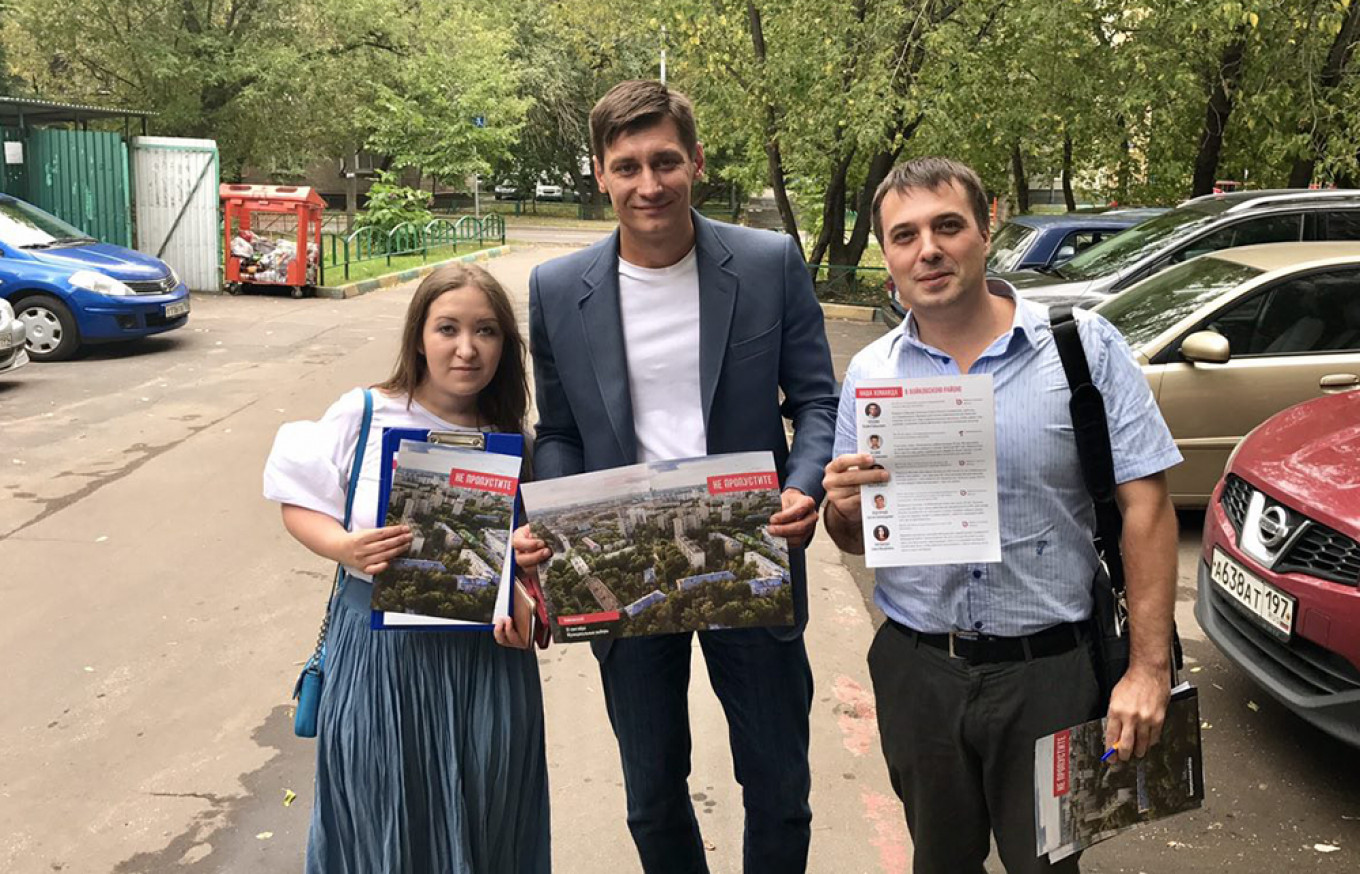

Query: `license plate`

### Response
(1210, 548, 1295, 639)
(164, 300, 190, 319)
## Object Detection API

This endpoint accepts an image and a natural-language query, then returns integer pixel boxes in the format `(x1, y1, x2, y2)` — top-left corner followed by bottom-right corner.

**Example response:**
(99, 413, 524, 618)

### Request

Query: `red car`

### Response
(1198, 389, 1360, 746)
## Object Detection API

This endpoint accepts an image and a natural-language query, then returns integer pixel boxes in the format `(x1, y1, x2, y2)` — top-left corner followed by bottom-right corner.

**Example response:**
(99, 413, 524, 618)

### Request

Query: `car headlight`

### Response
(168, 266, 181, 288)
(69, 270, 133, 297)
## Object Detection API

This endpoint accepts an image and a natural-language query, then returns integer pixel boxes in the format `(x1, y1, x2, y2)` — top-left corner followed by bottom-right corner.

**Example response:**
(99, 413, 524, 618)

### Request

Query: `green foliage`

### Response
(12, 0, 1360, 256)
(352, 172, 435, 237)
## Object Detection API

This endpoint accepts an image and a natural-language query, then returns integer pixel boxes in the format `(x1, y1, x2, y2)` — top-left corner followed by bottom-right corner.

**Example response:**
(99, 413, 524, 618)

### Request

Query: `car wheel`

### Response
(290, 286, 304, 299)
(15, 295, 80, 362)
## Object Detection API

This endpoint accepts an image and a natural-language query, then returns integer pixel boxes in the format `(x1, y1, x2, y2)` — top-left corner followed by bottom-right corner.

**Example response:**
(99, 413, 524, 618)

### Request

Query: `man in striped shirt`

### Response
(823, 157, 1182, 873)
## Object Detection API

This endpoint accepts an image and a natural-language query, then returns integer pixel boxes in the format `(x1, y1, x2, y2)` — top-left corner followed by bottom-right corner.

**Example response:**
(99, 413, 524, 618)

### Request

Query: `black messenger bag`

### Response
(1049, 305, 1182, 708)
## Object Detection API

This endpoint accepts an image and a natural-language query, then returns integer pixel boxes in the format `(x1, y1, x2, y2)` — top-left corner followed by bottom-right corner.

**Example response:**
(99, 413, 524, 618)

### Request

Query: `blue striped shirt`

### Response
(834, 281, 1181, 636)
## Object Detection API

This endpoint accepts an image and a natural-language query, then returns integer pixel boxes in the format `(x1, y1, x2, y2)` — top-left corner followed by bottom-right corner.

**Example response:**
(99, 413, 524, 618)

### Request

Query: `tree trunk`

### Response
(843, 150, 901, 267)
(748, 1, 802, 250)
(1114, 113, 1131, 205)
(1287, 158, 1315, 189)
(841, 113, 921, 268)
(813, 150, 856, 267)
(1290, 0, 1360, 187)
(1062, 134, 1076, 212)
(1191, 34, 1248, 198)
(1011, 142, 1029, 214)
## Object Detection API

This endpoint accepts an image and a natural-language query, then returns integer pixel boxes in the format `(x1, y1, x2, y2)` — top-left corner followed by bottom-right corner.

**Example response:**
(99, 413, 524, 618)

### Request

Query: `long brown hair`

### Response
(374, 263, 529, 436)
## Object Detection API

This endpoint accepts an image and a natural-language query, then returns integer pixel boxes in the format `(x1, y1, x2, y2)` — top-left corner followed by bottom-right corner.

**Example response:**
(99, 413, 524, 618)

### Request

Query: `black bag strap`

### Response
(1048, 306, 1126, 595)
(307, 388, 374, 666)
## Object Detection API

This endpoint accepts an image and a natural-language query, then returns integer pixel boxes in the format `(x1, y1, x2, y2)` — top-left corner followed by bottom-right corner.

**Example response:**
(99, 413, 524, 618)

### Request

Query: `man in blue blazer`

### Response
(514, 80, 838, 873)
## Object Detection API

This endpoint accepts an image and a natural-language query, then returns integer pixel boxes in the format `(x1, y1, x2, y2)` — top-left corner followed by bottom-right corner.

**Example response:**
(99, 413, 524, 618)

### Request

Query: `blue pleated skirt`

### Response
(306, 573, 551, 873)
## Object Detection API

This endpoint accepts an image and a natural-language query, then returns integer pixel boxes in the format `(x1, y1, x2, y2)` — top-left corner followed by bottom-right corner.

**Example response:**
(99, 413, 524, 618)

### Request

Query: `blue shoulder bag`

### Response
(292, 388, 373, 738)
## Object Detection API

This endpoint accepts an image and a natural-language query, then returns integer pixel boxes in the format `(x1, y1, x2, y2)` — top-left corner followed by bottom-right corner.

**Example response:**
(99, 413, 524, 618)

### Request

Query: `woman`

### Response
(263, 263, 550, 873)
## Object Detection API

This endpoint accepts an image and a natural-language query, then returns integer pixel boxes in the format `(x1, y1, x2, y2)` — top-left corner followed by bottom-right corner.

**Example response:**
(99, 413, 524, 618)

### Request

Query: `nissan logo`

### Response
(1258, 506, 1292, 549)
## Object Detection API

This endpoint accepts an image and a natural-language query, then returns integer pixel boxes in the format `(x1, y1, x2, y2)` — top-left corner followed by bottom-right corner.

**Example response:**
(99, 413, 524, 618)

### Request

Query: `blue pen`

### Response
(1100, 743, 1119, 763)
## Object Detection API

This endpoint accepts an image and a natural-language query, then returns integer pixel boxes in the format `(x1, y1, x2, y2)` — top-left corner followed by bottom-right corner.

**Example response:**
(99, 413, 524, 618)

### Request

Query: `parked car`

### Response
(0, 298, 28, 374)
(493, 181, 521, 200)
(987, 209, 1165, 274)
(535, 181, 564, 201)
(1095, 241, 1360, 505)
(1197, 388, 1360, 747)
(0, 194, 189, 361)
(1002, 189, 1360, 308)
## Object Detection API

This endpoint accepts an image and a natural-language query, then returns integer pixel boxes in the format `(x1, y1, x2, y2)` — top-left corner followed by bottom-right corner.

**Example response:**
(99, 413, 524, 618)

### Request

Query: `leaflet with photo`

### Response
(371, 440, 520, 626)
(519, 451, 793, 642)
(1034, 684, 1204, 862)
(855, 375, 1001, 567)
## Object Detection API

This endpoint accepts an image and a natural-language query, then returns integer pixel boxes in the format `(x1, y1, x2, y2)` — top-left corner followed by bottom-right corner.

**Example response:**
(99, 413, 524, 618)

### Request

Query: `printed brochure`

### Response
(519, 452, 793, 642)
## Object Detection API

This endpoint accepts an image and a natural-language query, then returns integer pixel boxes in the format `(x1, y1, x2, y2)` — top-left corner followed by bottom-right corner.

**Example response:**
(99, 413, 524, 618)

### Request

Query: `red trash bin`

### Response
(220, 184, 325, 298)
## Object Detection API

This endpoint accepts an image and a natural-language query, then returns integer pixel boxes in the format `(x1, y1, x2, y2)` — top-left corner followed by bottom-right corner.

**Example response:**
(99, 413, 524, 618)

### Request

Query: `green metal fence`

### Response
(320, 214, 506, 283)
(23, 128, 132, 247)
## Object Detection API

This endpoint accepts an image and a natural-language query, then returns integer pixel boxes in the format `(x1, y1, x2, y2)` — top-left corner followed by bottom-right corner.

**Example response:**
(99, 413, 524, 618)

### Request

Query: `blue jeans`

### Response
(598, 628, 814, 874)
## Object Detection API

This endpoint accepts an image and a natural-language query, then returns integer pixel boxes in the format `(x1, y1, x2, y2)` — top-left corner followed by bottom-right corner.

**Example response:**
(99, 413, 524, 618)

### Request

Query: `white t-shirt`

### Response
(618, 249, 706, 462)
(262, 388, 482, 580)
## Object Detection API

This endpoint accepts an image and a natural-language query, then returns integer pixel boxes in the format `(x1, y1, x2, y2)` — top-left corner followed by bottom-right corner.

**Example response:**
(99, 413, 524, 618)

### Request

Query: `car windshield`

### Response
(0, 199, 92, 249)
(1096, 257, 1263, 349)
(1058, 206, 1221, 280)
(987, 222, 1039, 272)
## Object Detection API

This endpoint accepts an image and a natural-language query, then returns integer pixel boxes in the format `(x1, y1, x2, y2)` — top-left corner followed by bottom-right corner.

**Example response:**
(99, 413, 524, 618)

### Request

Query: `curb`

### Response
(820, 302, 882, 323)
(313, 245, 514, 300)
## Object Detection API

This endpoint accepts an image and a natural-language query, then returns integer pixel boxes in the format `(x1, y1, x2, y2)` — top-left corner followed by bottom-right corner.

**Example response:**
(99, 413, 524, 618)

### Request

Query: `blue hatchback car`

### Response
(0, 194, 190, 361)
(986, 209, 1167, 274)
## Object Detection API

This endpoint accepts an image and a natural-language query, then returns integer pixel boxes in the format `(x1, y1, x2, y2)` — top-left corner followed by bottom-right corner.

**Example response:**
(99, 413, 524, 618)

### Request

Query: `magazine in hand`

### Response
(372, 440, 519, 627)
(519, 451, 794, 642)
(1034, 684, 1204, 862)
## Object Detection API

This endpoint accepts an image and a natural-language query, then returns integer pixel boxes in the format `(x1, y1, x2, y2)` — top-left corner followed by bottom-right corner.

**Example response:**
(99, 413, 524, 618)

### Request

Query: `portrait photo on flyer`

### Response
(519, 451, 794, 642)
(371, 440, 520, 626)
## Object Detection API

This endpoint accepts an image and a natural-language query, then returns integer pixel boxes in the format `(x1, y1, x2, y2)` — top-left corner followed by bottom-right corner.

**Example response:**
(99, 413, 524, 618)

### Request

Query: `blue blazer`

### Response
(528, 211, 839, 652)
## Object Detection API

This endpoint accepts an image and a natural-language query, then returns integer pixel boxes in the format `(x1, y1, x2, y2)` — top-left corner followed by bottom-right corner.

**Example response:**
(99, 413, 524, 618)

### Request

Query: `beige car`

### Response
(1096, 242, 1360, 506)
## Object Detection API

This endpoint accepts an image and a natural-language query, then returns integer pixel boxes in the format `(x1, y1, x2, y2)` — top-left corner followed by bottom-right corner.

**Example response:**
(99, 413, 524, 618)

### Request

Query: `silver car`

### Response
(0, 297, 29, 374)
(1003, 189, 1360, 309)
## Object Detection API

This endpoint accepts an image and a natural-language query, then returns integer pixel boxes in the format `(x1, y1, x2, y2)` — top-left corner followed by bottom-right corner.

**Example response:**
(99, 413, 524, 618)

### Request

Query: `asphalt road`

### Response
(0, 249, 896, 874)
(1, 251, 1356, 873)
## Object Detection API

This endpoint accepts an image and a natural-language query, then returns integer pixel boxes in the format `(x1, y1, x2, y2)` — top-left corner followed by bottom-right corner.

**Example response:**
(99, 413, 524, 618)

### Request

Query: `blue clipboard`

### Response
(371, 427, 524, 632)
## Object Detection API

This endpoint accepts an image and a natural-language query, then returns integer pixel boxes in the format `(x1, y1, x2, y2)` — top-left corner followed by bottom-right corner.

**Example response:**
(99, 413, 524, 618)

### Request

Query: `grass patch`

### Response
(320, 243, 501, 285)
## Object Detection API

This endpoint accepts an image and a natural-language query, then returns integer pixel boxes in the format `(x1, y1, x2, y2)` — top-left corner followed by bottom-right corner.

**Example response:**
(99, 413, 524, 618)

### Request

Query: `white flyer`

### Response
(856, 375, 1001, 567)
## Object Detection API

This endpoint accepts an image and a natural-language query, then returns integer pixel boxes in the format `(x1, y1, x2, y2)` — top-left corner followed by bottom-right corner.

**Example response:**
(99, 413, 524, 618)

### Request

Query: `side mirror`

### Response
(1181, 330, 1231, 364)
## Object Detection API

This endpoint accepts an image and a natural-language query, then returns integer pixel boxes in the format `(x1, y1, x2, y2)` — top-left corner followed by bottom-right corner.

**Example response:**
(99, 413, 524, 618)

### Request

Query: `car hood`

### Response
(1233, 391, 1360, 534)
(997, 271, 1105, 308)
(999, 270, 1097, 296)
(26, 243, 170, 281)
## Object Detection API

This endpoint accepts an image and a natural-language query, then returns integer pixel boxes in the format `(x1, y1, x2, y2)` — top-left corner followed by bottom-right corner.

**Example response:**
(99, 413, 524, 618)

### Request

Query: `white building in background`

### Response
(709, 532, 744, 557)
(744, 551, 785, 579)
(462, 549, 494, 579)
(678, 537, 705, 570)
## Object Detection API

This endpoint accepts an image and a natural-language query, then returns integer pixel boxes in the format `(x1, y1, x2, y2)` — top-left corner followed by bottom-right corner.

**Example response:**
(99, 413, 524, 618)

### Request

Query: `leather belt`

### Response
(889, 619, 1085, 665)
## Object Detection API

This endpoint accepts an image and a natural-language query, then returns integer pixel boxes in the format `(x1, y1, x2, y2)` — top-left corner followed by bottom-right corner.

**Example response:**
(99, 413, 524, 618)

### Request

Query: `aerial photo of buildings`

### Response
(521, 453, 794, 641)
(371, 443, 518, 624)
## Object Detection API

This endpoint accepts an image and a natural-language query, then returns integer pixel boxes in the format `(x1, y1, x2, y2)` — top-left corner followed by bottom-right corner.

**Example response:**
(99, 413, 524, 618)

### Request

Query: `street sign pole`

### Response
(474, 174, 481, 219)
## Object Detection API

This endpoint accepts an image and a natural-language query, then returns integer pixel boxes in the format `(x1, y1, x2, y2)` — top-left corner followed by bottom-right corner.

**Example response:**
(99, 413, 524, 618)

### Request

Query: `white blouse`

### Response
(263, 387, 480, 580)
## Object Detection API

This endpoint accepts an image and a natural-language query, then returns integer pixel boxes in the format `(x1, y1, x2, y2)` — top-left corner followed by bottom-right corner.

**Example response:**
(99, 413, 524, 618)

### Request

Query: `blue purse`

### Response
(293, 389, 373, 738)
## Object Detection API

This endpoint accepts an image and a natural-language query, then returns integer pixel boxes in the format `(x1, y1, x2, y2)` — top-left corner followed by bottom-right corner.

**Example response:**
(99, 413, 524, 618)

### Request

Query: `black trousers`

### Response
(599, 629, 814, 874)
(867, 621, 1102, 874)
